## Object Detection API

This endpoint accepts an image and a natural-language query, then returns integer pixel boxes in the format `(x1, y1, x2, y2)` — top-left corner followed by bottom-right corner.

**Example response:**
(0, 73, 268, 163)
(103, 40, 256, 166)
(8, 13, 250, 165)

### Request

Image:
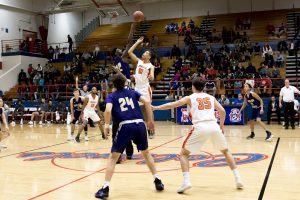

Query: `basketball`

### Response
(133, 11, 144, 22)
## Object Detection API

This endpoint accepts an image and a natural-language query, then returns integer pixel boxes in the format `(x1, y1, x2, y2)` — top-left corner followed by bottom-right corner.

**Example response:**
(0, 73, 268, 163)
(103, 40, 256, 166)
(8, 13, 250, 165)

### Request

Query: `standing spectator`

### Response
(48, 46, 54, 60)
(267, 96, 281, 124)
(67, 35, 73, 53)
(279, 79, 300, 129)
(11, 100, 24, 125)
(36, 64, 43, 74)
(18, 69, 27, 85)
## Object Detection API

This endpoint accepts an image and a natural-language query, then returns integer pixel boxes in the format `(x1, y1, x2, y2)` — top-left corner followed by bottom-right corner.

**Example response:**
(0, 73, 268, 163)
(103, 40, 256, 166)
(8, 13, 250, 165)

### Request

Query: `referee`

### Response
(279, 79, 300, 129)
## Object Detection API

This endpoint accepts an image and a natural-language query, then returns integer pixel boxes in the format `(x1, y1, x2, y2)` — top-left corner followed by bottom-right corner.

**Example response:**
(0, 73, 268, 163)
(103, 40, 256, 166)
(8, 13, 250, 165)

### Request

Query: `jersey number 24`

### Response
(119, 97, 135, 112)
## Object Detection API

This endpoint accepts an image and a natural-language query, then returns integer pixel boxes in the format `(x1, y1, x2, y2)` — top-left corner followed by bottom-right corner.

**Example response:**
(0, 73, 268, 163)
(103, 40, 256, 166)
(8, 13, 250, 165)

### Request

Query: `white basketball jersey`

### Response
(135, 59, 153, 88)
(85, 94, 99, 111)
(189, 92, 216, 124)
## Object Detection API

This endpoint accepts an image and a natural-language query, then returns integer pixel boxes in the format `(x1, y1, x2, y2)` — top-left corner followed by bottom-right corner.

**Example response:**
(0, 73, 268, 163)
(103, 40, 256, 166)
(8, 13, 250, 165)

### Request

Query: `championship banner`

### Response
(176, 106, 244, 125)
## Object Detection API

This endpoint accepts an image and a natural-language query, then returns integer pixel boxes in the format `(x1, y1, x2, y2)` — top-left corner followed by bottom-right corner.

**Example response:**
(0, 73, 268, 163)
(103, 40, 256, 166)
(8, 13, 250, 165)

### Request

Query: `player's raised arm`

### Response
(128, 37, 144, 63)
(214, 98, 226, 129)
(122, 22, 137, 59)
(75, 76, 79, 89)
(153, 96, 191, 111)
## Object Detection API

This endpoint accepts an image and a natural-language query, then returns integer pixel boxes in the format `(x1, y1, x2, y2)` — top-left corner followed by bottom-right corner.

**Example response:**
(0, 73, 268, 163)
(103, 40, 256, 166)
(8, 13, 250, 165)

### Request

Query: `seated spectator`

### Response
(28, 98, 49, 125)
(18, 69, 28, 85)
(277, 40, 288, 53)
(267, 96, 281, 124)
(46, 100, 57, 123)
(57, 101, 68, 123)
(262, 43, 273, 58)
(258, 75, 271, 97)
(150, 34, 158, 47)
(204, 76, 216, 97)
(11, 100, 25, 125)
(224, 79, 234, 98)
(211, 29, 221, 43)
(170, 45, 181, 59)
(232, 93, 244, 105)
(276, 23, 287, 38)
(54, 46, 60, 60)
(218, 94, 230, 105)
(253, 42, 261, 56)
(274, 52, 284, 68)
(64, 63, 71, 73)
(205, 65, 217, 79)
(244, 50, 251, 62)
(243, 17, 251, 30)
(266, 23, 275, 36)
(234, 79, 243, 96)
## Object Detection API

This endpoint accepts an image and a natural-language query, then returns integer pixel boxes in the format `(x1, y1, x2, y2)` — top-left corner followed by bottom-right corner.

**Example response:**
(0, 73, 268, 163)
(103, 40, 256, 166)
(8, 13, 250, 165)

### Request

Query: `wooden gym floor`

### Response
(0, 122, 299, 200)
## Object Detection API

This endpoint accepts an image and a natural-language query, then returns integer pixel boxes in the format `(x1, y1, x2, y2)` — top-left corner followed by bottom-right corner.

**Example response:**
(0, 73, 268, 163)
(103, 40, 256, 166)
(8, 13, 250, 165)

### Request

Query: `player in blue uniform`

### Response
(239, 83, 273, 141)
(69, 88, 88, 141)
(111, 23, 137, 162)
(95, 73, 164, 199)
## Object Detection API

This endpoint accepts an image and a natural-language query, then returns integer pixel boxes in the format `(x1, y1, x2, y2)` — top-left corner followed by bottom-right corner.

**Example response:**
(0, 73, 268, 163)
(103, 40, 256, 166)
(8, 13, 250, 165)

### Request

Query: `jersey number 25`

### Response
(119, 97, 135, 112)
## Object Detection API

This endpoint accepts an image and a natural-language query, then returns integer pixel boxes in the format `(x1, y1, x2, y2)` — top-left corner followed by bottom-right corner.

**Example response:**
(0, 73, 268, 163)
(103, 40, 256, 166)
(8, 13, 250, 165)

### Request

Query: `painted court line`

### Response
(27, 135, 185, 199)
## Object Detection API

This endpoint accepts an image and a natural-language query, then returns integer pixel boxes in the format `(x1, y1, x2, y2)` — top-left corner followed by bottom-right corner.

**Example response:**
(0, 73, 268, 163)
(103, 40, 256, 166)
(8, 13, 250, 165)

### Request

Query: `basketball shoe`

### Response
(95, 186, 109, 199)
(177, 182, 192, 194)
(154, 178, 164, 191)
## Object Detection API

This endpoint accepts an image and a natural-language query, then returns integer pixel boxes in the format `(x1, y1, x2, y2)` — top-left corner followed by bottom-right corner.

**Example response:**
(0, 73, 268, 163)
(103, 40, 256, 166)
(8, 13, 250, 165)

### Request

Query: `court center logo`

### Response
(17, 152, 268, 168)
(229, 108, 242, 122)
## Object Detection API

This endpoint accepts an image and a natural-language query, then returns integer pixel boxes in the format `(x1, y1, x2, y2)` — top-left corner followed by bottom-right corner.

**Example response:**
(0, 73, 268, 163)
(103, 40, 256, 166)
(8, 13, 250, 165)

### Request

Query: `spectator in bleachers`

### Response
(150, 34, 158, 47)
(54, 46, 60, 60)
(277, 40, 288, 53)
(28, 98, 48, 125)
(170, 45, 181, 59)
(218, 94, 230, 105)
(266, 23, 275, 36)
(288, 41, 295, 56)
(48, 46, 54, 60)
(18, 69, 28, 85)
(234, 79, 243, 96)
(277, 23, 287, 38)
(293, 16, 300, 40)
(262, 43, 273, 65)
(57, 101, 67, 123)
(274, 52, 284, 68)
(253, 42, 261, 56)
(67, 35, 73, 53)
(33, 72, 41, 85)
(27, 64, 34, 83)
(243, 17, 251, 30)
(204, 76, 216, 97)
(11, 100, 24, 125)
(267, 96, 281, 124)
(211, 29, 221, 43)
(258, 75, 271, 97)
(174, 57, 183, 72)
(46, 100, 57, 124)
(232, 93, 244, 105)
(184, 33, 193, 46)
(244, 50, 251, 62)
(36, 64, 43, 74)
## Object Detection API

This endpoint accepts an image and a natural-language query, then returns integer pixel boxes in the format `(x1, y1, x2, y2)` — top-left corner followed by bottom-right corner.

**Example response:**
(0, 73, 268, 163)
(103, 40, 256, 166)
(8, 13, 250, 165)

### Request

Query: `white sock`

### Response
(154, 174, 160, 180)
(103, 181, 110, 188)
(183, 172, 190, 184)
(232, 168, 241, 180)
